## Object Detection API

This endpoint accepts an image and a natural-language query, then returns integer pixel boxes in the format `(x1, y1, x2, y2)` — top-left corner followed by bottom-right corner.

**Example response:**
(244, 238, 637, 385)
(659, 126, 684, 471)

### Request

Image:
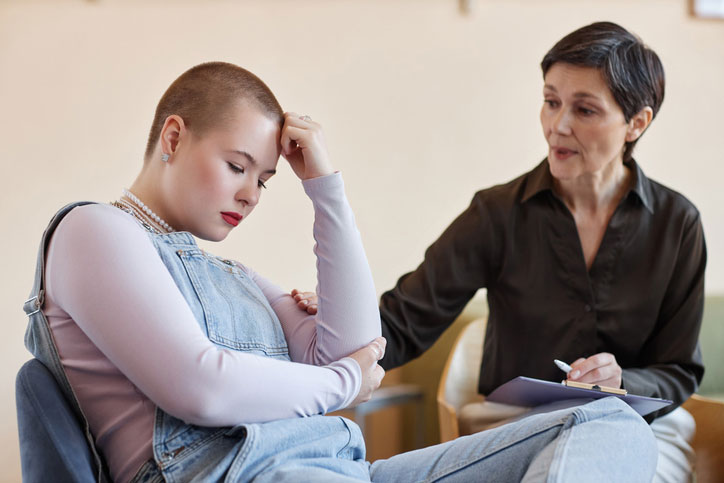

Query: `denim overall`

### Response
(24, 202, 369, 482)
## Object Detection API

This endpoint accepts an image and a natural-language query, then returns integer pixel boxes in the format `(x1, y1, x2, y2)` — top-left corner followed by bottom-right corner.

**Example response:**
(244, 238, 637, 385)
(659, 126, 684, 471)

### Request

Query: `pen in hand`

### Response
(554, 359, 572, 375)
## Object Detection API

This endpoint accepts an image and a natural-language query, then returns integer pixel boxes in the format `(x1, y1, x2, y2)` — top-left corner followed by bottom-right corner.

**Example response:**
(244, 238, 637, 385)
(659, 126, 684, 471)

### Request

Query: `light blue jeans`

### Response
(134, 396, 657, 482)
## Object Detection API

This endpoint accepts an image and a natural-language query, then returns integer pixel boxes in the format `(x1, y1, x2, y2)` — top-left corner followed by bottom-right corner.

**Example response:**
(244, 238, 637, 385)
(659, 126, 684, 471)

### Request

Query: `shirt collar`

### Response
(628, 159, 655, 213)
(520, 159, 554, 203)
(520, 158, 655, 214)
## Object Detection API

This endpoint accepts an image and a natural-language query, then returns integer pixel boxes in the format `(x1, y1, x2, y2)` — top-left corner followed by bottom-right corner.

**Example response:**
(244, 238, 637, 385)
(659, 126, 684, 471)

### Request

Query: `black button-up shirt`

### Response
(380, 159, 706, 420)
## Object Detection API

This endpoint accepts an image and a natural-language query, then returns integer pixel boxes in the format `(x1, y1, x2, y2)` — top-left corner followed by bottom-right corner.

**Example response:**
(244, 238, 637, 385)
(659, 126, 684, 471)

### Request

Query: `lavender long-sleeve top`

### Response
(44, 173, 381, 482)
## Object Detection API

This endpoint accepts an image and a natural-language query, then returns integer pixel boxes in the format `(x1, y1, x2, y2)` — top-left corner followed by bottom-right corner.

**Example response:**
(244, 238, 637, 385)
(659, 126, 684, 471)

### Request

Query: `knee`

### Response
(618, 401, 657, 445)
(585, 398, 658, 466)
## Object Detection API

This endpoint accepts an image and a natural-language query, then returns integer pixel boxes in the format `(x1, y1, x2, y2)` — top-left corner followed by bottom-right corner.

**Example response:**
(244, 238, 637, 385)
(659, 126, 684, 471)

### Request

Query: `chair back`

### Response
(16, 359, 96, 483)
(682, 394, 724, 483)
(436, 318, 486, 442)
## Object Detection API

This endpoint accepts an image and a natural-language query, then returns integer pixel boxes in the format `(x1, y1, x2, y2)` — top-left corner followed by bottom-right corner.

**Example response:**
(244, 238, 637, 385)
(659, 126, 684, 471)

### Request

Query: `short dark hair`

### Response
(541, 22, 665, 161)
(144, 62, 283, 160)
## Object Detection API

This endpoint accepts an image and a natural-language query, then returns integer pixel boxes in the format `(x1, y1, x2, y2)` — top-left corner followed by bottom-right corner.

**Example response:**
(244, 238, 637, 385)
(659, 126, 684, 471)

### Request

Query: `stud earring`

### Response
(161, 153, 170, 163)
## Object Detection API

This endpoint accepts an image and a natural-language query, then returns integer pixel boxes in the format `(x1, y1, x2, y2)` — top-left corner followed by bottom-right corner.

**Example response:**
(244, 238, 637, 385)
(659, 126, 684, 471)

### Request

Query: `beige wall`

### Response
(1, 0, 723, 480)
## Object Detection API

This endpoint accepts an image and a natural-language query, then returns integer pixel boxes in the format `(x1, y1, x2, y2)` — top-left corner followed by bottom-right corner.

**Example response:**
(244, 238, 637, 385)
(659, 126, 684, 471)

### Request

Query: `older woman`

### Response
(25, 61, 657, 482)
(294, 21, 706, 482)
(375, 21, 705, 482)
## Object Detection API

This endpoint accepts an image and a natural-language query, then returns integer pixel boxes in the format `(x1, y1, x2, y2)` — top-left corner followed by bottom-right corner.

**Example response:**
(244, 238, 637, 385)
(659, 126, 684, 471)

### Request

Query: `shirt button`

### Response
(584, 304, 592, 312)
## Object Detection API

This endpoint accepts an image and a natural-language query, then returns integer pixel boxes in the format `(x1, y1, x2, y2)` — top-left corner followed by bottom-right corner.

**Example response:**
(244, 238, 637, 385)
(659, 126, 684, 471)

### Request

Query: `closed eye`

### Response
(227, 162, 244, 174)
(258, 179, 267, 189)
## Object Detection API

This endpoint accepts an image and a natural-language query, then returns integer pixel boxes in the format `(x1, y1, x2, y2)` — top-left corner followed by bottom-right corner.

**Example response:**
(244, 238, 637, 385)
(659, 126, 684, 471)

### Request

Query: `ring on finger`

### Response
(300, 115, 312, 121)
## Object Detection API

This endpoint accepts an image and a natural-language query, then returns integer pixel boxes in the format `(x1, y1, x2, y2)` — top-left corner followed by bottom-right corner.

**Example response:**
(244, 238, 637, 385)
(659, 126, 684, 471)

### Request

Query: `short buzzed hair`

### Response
(144, 62, 283, 160)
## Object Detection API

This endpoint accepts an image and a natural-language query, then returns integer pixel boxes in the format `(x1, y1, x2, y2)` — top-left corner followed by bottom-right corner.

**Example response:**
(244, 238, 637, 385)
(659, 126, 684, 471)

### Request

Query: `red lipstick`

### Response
(220, 211, 242, 227)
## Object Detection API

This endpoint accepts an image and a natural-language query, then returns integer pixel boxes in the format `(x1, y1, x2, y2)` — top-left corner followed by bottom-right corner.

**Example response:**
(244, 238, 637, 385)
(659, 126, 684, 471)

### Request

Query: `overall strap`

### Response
(23, 202, 94, 323)
(23, 201, 112, 483)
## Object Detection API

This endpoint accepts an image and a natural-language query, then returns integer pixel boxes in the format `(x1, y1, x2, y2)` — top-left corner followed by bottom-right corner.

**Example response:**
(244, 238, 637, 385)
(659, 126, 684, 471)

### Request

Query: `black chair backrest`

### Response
(16, 359, 96, 483)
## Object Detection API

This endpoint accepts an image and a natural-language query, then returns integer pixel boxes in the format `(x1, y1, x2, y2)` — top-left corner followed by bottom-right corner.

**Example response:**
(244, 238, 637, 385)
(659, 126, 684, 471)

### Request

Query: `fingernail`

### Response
(571, 371, 579, 379)
(301, 300, 308, 305)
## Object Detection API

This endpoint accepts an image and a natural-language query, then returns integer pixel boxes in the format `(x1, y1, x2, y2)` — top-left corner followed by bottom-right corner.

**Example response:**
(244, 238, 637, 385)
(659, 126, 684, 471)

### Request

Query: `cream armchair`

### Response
(436, 317, 486, 443)
(436, 318, 724, 482)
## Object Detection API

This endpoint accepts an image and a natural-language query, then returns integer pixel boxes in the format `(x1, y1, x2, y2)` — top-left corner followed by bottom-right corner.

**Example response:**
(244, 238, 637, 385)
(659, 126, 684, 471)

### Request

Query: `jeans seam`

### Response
(422, 420, 568, 483)
(227, 425, 256, 479)
(543, 418, 577, 483)
(336, 417, 355, 459)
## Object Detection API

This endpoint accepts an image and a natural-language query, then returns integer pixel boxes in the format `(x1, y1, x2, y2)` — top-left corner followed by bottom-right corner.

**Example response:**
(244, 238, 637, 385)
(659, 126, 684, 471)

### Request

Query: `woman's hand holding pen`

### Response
(281, 112, 334, 180)
(347, 337, 386, 407)
(567, 352, 623, 389)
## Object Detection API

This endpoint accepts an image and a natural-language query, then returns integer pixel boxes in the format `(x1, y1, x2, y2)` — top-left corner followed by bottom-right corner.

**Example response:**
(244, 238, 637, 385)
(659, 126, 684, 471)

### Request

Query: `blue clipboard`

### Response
(486, 376, 672, 417)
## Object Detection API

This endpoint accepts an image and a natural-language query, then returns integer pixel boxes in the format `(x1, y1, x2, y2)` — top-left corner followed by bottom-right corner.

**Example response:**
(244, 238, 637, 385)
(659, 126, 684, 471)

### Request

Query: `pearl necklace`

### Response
(121, 189, 175, 233)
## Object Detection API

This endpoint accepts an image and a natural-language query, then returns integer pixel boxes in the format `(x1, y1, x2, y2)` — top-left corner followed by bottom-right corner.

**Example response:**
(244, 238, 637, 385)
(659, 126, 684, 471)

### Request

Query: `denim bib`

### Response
(150, 231, 290, 359)
(24, 202, 367, 483)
